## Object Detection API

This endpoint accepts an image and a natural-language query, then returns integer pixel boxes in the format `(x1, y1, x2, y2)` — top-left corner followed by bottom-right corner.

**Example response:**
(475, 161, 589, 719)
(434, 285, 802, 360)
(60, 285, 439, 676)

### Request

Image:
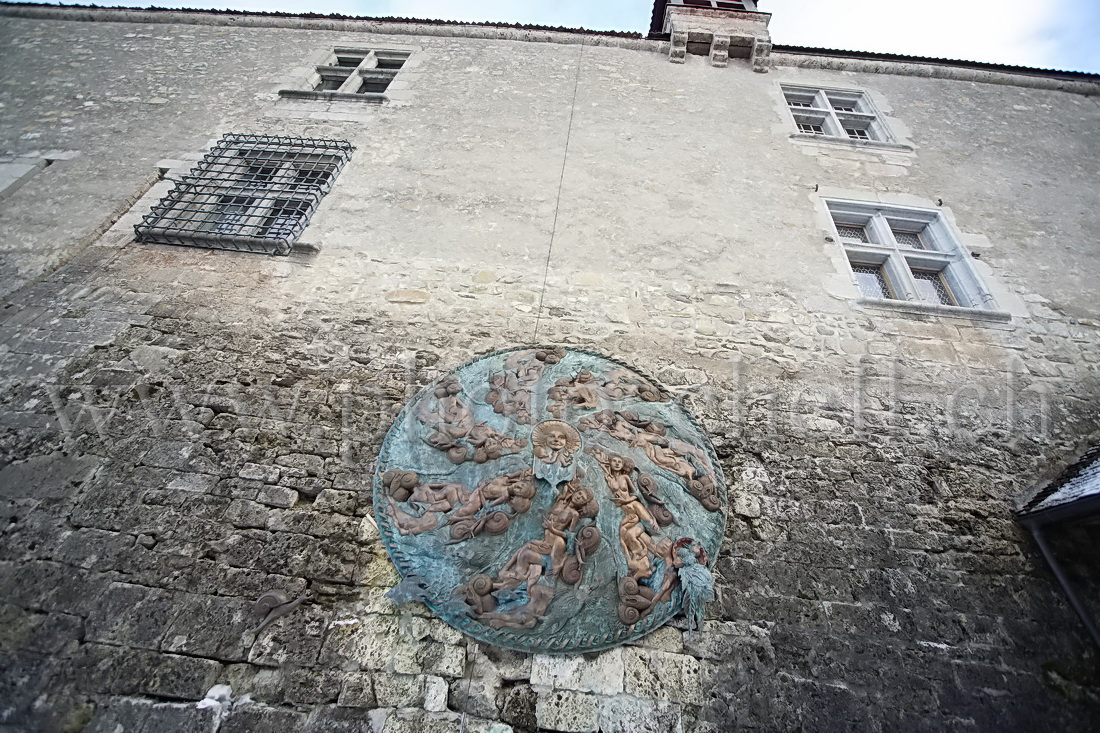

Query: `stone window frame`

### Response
(279, 46, 413, 104)
(826, 198, 1008, 319)
(134, 133, 353, 256)
(781, 84, 911, 151)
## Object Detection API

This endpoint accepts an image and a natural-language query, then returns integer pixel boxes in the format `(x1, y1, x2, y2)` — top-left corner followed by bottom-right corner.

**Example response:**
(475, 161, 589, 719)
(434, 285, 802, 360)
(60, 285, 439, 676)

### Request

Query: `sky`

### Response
(21, 0, 1100, 74)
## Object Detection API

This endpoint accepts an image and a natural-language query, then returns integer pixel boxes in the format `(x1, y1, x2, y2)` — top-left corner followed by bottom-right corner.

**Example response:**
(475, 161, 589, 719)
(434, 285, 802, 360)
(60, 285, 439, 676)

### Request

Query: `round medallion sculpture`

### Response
(373, 347, 726, 653)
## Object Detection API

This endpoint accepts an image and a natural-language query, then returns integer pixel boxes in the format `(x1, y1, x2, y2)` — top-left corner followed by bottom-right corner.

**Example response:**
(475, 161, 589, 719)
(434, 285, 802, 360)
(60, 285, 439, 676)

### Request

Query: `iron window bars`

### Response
(782, 85, 891, 143)
(135, 134, 353, 255)
(827, 199, 997, 310)
(280, 47, 411, 103)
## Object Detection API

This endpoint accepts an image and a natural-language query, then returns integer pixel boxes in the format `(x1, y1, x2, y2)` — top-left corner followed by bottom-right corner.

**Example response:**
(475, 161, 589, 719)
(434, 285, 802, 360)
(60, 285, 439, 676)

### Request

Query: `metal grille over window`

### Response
(134, 134, 353, 255)
(836, 225, 869, 243)
(851, 263, 891, 299)
(892, 230, 925, 249)
(912, 270, 956, 305)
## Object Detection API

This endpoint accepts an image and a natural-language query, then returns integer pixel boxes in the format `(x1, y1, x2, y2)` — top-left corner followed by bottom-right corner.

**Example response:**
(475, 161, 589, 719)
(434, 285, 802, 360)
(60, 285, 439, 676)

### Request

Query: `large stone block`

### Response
(379, 708, 464, 733)
(66, 643, 221, 699)
(84, 581, 182, 650)
(257, 532, 357, 583)
(0, 451, 100, 500)
(140, 439, 219, 473)
(627, 625, 684, 654)
(498, 683, 537, 729)
(598, 695, 683, 733)
(304, 705, 383, 732)
(535, 689, 600, 733)
(319, 613, 403, 671)
(161, 593, 253, 661)
(249, 603, 330, 667)
(531, 648, 625, 695)
(621, 648, 704, 706)
(337, 672, 376, 708)
(221, 705, 308, 733)
(372, 672, 423, 707)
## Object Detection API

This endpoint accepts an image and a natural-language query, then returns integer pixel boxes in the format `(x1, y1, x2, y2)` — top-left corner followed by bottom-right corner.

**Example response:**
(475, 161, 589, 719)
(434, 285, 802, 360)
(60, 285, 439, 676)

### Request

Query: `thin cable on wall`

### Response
(532, 37, 585, 342)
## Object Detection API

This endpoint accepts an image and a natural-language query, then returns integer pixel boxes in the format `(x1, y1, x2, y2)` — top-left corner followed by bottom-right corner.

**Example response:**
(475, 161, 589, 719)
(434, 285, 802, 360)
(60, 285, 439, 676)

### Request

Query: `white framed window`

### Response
(135, 134, 353, 255)
(826, 199, 999, 312)
(280, 47, 412, 103)
(782, 85, 893, 144)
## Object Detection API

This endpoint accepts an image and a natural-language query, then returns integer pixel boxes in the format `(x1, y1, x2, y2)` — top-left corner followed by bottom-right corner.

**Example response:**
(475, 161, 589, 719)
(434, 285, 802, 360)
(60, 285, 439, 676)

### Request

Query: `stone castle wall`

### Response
(0, 10, 1098, 732)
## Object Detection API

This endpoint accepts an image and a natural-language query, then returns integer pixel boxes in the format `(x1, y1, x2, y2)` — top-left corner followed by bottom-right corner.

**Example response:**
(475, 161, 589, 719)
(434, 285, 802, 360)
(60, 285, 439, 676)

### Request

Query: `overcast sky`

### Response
(26, 0, 1100, 73)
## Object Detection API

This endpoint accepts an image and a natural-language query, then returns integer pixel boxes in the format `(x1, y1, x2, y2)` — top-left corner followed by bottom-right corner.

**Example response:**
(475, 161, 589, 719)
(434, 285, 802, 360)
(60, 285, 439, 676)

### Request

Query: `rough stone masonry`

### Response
(0, 5, 1098, 732)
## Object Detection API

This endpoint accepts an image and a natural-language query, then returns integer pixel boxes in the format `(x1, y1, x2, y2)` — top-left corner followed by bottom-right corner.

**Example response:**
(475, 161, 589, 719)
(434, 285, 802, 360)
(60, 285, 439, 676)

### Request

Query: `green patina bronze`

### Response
(373, 346, 726, 654)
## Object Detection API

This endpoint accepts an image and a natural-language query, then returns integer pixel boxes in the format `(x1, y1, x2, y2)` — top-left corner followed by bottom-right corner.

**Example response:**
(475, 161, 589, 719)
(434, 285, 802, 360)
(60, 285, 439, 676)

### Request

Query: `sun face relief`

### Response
(373, 347, 726, 653)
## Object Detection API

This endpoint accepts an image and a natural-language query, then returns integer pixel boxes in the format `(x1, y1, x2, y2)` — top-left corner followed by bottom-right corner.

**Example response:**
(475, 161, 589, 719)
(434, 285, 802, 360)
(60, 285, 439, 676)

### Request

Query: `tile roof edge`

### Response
(772, 45, 1100, 81)
(1017, 444, 1100, 519)
(0, 1, 645, 38)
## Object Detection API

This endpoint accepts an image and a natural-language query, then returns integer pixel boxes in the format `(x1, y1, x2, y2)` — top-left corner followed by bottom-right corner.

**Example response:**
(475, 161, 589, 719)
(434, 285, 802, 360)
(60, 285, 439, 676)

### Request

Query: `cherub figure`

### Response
(407, 481, 469, 512)
(473, 475, 600, 630)
(386, 476, 471, 536)
(485, 348, 563, 425)
(620, 503, 658, 579)
(449, 469, 534, 521)
(417, 375, 525, 464)
(481, 579, 555, 630)
(578, 410, 639, 444)
(542, 485, 594, 574)
(387, 496, 442, 536)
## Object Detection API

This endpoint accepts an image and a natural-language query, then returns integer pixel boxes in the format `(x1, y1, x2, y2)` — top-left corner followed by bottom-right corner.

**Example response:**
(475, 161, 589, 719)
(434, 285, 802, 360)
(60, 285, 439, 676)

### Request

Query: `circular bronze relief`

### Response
(373, 347, 726, 653)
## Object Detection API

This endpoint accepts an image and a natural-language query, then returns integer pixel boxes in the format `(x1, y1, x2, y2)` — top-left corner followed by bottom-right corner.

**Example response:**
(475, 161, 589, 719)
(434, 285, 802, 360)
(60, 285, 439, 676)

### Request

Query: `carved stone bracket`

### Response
(710, 34, 730, 68)
(662, 3, 771, 70)
(670, 30, 688, 64)
(752, 39, 772, 73)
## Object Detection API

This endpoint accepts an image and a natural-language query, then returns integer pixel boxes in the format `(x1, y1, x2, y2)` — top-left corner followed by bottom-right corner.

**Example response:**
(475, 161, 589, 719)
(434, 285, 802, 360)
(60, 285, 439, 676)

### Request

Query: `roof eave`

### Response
(772, 44, 1100, 82)
(1017, 494, 1100, 527)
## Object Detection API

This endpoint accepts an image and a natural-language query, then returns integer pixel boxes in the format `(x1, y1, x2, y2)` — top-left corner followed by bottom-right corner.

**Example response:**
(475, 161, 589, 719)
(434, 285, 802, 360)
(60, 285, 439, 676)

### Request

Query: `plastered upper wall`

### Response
(0, 8, 1098, 323)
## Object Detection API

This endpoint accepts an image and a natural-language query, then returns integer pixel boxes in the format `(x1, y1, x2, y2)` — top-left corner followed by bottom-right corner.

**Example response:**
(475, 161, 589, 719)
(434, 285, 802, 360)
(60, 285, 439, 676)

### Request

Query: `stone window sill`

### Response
(858, 297, 1012, 323)
(279, 89, 386, 104)
(789, 133, 913, 153)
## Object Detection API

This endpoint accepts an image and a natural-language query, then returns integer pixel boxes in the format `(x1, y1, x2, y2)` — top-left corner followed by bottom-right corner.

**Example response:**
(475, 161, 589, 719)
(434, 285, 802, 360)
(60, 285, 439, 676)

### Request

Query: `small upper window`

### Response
(135, 134, 353, 255)
(827, 199, 998, 313)
(782, 85, 894, 144)
(281, 47, 411, 104)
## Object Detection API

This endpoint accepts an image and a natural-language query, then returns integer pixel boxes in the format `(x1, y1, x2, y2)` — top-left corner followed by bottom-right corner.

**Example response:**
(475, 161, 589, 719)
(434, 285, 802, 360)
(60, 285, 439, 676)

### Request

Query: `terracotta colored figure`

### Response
(485, 348, 563, 424)
(417, 375, 525, 464)
(532, 420, 580, 466)
(589, 446, 661, 580)
(532, 420, 581, 486)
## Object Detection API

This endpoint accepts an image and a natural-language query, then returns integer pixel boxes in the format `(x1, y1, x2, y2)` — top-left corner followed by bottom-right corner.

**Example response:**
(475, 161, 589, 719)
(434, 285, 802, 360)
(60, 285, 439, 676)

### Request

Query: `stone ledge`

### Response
(788, 133, 915, 154)
(857, 298, 1013, 324)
